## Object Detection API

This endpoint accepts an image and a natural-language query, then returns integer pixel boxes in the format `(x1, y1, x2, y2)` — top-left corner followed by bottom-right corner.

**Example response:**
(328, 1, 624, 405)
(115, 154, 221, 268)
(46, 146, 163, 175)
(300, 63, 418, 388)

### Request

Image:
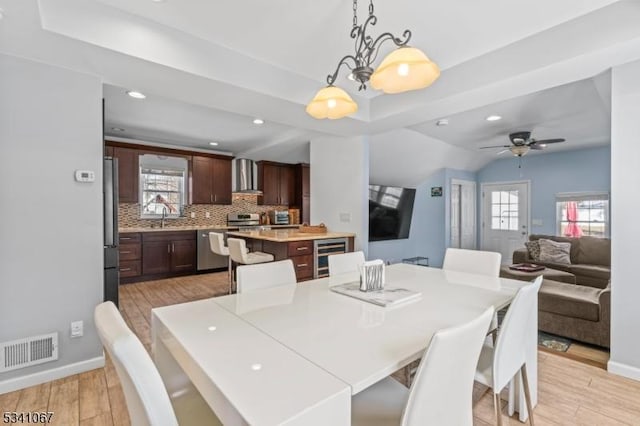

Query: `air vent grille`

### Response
(0, 333, 58, 372)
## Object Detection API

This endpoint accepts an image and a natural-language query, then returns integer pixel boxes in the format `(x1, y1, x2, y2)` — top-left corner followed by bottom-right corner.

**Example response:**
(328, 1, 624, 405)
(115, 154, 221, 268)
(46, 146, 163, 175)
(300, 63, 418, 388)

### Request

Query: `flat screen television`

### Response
(369, 185, 416, 241)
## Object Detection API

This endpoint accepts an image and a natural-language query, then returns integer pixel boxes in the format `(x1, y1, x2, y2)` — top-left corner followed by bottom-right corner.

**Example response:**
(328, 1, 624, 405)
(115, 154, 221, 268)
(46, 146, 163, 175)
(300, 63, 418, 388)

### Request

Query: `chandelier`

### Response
(306, 0, 440, 120)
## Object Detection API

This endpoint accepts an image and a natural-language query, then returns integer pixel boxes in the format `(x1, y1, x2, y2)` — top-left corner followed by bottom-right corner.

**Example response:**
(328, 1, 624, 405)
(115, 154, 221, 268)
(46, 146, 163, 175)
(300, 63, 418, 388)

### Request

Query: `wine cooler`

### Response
(313, 238, 350, 279)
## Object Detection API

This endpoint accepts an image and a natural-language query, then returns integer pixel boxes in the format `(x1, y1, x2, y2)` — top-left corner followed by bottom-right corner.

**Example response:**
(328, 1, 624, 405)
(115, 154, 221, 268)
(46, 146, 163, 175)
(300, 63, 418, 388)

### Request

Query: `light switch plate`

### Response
(339, 212, 351, 223)
(205, 212, 211, 218)
(70, 321, 83, 338)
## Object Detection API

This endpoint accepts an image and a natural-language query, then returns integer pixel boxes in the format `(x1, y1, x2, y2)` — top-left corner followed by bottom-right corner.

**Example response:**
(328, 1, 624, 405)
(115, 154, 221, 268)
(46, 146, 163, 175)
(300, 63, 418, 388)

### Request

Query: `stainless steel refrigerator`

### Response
(104, 157, 119, 306)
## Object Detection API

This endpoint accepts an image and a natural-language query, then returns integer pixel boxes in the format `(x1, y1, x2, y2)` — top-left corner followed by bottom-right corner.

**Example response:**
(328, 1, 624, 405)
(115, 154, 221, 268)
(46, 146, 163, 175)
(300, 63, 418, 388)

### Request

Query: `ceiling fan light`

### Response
(510, 145, 530, 156)
(370, 47, 440, 94)
(306, 86, 358, 119)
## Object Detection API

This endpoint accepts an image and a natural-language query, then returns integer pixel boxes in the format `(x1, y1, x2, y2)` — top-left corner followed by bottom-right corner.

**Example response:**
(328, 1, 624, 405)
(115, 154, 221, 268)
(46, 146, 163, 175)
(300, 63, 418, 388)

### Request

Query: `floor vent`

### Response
(0, 333, 58, 373)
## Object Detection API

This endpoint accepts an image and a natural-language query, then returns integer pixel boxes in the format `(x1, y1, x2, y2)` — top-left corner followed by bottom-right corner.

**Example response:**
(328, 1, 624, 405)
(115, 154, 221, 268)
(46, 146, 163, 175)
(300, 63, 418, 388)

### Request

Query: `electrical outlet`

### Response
(70, 321, 83, 338)
(190, 212, 196, 219)
(205, 212, 211, 218)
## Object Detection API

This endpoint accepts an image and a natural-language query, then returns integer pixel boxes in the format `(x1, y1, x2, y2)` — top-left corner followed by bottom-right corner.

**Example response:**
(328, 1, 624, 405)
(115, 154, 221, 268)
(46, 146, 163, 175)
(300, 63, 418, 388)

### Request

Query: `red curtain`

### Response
(564, 201, 583, 237)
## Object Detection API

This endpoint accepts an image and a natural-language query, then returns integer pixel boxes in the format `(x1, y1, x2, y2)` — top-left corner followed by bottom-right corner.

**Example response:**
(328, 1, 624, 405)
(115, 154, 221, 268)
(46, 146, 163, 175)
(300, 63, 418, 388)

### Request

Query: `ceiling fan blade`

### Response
(496, 149, 509, 155)
(533, 138, 565, 144)
(479, 145, 510, 149)
(529, 144, 545, 150)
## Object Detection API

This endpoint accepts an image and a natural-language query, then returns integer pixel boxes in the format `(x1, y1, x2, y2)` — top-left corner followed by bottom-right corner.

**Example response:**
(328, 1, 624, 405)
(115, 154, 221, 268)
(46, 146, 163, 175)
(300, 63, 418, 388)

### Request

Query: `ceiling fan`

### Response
(480, 131, 566, 157)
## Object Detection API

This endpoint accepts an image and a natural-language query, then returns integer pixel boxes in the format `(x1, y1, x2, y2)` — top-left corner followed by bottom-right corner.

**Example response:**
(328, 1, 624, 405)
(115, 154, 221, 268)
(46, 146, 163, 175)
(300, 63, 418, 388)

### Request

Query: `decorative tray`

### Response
(298, 223, 328, 234)
(509, 263, 545, 272)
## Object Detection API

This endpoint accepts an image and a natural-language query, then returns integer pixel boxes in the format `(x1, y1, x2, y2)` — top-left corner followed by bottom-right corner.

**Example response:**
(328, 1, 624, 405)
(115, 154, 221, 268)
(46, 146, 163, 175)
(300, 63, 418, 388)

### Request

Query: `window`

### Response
(556, 192, 609, 238)
(490, 190, 519, 231)
(139, 155, 187, 218)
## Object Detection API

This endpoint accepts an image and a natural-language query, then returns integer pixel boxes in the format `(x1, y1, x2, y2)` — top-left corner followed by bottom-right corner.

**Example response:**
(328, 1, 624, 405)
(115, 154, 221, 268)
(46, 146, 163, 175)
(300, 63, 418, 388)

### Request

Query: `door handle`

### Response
(296, 247, 308, 251)
(120, 251, 131, 254)
(120, 267, 132, 272)
(214, 194, 217, 202)
(297, 263, 308, 268)
(172, 243, 175, 253)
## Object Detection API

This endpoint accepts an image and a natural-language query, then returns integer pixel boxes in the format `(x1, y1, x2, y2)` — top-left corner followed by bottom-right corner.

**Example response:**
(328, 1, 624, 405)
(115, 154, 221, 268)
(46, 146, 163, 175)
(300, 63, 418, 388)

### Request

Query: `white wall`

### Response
(609, 59, 640, 381)
(310, 136, 369, 255)
(0, 54, 104, 392)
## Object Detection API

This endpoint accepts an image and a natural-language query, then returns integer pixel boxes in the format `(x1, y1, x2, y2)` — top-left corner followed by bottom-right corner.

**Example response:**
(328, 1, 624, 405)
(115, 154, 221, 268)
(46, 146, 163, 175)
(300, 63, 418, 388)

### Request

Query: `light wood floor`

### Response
(1, 272, 639, 425)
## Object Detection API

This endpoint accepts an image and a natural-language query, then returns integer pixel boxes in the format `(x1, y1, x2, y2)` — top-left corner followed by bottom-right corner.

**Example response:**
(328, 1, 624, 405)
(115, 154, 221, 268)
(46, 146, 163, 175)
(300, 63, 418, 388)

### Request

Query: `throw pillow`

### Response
(538, 238, 571, 264)
(524, 240, 541, 261)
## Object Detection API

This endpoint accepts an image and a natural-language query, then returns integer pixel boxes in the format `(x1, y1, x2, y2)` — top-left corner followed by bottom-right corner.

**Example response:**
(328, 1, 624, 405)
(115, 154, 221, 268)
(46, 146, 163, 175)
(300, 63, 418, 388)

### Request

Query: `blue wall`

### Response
(476, 146, 611, 236)
(369, 168, 468, 268)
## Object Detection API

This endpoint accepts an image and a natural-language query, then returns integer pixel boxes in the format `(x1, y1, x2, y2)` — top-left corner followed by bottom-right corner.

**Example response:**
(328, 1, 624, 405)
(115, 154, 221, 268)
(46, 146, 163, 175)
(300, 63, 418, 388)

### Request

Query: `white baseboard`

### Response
(0, 355, 105, 394)
(607, 360, 640, 381)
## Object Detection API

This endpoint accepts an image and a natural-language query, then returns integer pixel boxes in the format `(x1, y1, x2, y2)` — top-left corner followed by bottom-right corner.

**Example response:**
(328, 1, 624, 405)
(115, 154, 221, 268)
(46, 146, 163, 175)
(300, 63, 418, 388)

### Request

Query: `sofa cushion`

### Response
(569, 265, 611, 289)
(530, 234, 580, 263)
(525, 240, 541, 261)
(576, 237, 611, 267)
(538, 239, 572, 264)
(539, 280, 601, 321)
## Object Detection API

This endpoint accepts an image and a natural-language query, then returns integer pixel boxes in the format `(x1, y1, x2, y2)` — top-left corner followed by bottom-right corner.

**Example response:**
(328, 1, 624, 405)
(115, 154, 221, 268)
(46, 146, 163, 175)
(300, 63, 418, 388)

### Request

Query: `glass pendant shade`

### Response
(510, 145, 530, 156)
(370, 47, 440, 94)
(306, 86, 358, 119)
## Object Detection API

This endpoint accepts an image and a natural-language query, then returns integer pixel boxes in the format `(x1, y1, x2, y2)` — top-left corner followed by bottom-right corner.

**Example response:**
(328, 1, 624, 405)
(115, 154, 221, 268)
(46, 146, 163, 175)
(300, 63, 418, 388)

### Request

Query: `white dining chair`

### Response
(209, 232, 232, 293)
(236, 259, 296, 293)
(475, 276, 542, 426)
(328, 251, 365, 276)
(443, 248, 502, 277)
(95, 301, 221, 426)
(352, 307, 495, 426)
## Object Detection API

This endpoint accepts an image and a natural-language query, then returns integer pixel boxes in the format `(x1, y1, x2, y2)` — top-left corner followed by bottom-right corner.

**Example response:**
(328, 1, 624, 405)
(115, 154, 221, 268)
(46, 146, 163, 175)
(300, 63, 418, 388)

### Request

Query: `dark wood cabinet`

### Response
(294, 164, 311, 224)
(257, 161, 296, 206)
(141, 231, 196, 278)
(191, 156, 232, 204)
(119, 233, 141, 279)
(113, 147, 139, 203)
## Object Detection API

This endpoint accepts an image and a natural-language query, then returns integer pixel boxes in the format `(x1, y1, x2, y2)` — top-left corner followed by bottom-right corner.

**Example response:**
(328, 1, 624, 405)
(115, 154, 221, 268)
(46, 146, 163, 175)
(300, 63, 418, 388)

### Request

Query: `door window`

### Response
(490, 190, 519, 231)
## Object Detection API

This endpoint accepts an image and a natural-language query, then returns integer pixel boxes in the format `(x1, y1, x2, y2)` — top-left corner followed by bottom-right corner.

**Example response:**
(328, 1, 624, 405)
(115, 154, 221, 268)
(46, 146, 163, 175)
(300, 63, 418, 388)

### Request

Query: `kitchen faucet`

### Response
(161, 206, 168, 229)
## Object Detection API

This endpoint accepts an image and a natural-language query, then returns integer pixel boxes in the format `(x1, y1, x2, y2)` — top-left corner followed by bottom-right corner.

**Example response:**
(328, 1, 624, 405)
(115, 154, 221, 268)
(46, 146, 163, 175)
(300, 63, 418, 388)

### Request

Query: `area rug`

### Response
(538, 331, 572, 352)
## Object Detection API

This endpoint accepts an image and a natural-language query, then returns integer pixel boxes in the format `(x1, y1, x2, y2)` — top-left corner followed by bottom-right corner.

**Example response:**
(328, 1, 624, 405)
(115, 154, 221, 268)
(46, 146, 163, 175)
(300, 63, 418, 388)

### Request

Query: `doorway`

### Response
(480, 181, 530, 263)
(450, 179, 476, 249)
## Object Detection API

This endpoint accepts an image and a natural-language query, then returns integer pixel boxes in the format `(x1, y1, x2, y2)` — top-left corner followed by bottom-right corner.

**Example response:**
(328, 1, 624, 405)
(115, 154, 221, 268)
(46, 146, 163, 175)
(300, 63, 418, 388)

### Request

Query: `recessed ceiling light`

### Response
(209, 142, 219, 146)
(151, 0, 166, 2)
(126, 90, 146, 99)
(486, 115, 502, 122)
(208, 326, 217, 331)
(253, 118, 264, 125)
(251, 363, 262, 371)
(436, 119, 449, 126)
(111, 127, 125, 132)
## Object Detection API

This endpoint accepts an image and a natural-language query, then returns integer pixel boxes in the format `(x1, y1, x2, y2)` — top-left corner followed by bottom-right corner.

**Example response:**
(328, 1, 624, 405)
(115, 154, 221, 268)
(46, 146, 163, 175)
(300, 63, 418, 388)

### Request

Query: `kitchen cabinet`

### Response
(119, 232, 141, 279)
(257, 161, 295, 206)
(113, 147, 139, 203)
(141, 231, 196, 277)
(191, 156, 232, 205)
(294, 163, 311, 224)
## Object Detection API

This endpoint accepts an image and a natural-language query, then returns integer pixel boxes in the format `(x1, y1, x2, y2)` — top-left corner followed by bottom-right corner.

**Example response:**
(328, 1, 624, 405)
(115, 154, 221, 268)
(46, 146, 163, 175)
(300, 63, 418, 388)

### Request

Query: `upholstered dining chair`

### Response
(443, 248, 502, 277)
(475, 276, 542, 426)
(208, 232, 232, 293)
(94, 301, 220, 426)
(236, 259, 297, 293)
(328, 251, 366, 276)
(352, 307, 495, 426)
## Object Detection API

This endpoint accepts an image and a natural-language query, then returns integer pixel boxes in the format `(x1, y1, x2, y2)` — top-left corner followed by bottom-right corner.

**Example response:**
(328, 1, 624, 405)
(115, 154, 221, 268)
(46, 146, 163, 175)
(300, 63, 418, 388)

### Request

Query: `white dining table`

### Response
(152, 263, 537, 425)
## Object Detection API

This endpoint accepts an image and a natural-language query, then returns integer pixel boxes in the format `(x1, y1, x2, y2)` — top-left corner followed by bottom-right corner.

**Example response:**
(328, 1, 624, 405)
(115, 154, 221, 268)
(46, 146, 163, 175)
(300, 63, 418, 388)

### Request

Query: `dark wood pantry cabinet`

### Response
(257, 161, 295, 206)
(191, 156, 232, 204)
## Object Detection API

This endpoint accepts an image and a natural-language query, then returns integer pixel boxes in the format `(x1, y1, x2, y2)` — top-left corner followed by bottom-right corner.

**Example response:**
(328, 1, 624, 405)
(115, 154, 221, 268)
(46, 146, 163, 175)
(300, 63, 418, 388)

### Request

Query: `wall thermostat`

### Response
(75, 170, 95, 182)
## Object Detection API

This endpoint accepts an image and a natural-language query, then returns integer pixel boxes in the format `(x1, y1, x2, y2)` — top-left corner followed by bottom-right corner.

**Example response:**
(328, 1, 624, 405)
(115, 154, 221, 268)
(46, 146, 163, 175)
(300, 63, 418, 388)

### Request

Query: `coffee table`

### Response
(500, 264, 576, 284)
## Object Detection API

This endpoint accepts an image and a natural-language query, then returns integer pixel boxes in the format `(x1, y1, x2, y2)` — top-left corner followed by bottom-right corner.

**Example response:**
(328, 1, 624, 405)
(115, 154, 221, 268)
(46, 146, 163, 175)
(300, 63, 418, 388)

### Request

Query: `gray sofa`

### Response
(512, 234, 611, 348)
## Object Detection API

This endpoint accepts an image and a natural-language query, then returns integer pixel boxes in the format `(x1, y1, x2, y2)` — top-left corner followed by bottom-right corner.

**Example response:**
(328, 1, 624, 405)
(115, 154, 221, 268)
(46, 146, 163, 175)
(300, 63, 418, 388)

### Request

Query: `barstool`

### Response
(227, 238, 274, 292)
(209, 232, 233, 294)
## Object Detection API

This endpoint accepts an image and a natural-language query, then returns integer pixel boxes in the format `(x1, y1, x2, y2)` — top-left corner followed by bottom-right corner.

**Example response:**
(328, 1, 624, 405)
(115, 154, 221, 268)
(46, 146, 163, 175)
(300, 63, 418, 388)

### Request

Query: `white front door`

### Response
(481, 182, 529, 263)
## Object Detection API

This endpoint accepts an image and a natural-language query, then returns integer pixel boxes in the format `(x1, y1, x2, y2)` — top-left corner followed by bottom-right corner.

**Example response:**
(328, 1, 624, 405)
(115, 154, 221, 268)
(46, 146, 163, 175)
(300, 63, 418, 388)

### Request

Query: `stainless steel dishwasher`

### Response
(197, 229, 230, 271)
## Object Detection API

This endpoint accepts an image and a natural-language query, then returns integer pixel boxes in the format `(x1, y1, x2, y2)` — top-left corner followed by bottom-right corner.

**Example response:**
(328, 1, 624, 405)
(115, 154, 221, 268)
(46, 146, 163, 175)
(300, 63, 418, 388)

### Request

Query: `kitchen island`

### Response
(226, 229, 355, 281)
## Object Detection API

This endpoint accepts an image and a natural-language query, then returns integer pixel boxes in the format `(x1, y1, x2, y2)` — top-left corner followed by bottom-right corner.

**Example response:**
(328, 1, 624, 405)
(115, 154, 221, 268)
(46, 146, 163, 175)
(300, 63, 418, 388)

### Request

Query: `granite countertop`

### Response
(119, 224, 301, 233)
(226, 229, 355, 242)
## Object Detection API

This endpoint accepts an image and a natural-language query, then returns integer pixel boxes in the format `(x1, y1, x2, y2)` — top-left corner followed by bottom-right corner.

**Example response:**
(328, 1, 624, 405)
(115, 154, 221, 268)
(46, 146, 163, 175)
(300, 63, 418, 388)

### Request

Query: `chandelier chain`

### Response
(369, 0, 374, 16)
(353, 0, 358, 28)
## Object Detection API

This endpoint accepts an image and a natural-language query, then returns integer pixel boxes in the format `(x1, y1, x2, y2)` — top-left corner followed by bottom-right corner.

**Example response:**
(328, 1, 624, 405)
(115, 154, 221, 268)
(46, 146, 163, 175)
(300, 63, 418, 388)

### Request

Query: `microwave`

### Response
(269, 210, 289, 225)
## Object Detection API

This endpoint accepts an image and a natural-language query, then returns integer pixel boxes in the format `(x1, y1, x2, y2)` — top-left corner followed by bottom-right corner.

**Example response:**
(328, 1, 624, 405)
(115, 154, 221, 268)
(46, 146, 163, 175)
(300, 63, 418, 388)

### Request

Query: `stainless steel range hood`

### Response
(233, 158, 262, 194)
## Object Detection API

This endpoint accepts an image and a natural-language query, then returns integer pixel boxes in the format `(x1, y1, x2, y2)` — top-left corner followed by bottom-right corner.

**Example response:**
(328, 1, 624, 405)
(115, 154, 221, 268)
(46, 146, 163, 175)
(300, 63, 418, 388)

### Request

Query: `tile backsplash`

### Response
(119, 193, 288, 228)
